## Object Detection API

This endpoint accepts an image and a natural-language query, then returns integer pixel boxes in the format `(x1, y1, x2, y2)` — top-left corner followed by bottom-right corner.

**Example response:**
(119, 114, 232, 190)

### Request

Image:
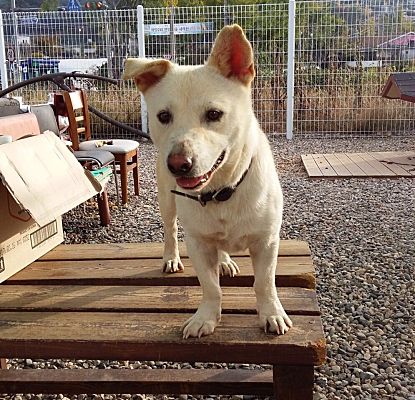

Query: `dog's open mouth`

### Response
(176, 150, 226, 190)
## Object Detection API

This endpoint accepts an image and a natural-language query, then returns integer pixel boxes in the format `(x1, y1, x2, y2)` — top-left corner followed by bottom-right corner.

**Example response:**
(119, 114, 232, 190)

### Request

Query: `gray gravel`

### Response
(2, 135, 414, 400)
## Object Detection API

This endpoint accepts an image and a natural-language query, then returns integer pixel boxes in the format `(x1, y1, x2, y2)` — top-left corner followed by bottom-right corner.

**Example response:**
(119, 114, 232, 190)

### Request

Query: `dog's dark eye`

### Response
(157, 110, 172, 124)
(205, 109, 223, 122)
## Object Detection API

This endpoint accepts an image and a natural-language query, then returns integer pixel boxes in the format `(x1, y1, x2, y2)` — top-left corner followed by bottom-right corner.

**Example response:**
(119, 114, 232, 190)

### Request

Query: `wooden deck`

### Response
(302, 151, 415, 178)
(0, 240, 325, 398)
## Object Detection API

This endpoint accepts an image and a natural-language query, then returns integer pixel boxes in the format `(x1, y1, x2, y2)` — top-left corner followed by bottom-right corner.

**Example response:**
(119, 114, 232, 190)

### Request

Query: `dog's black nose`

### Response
(167, 154, 193, 175)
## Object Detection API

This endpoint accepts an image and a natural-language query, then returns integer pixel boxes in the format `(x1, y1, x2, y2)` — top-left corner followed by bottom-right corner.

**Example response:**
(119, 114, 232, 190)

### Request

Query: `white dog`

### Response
(123, 24, 292, 338)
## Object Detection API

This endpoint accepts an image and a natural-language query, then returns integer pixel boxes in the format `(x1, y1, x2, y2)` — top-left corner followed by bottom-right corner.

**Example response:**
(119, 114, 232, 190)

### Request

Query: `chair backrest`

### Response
(63, 90, 92, 150)
(29, 104, 59, 136)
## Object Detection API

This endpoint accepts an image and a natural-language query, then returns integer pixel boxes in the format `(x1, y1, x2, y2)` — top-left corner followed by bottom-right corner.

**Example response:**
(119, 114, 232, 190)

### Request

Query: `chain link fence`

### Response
(1, 2, 415, 138)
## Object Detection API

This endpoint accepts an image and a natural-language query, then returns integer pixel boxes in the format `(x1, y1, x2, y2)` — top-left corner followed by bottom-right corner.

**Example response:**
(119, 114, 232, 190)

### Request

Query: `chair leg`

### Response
(133, 150, 140, 196)
(0, 358, 7, 369)
(273, 365, 314, 400)
(112, 160, 120, 204)
(120, 155, 128, 204)
(97, 189, 111, 226)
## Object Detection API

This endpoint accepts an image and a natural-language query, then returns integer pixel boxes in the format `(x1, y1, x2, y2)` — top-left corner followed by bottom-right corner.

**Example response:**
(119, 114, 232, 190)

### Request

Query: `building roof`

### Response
(382, 72, 415, 103)
(378, 32, 415, 48)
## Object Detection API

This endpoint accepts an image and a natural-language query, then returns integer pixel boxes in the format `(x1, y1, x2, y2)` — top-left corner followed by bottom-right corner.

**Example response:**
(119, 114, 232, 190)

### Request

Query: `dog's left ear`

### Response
(122, 58, 172, 93)
(207, 24, 255, 86)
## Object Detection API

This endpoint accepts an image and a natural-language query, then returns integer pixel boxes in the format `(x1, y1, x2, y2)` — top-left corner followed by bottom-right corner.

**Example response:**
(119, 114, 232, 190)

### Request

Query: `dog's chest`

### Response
(178, 203, 251, 250)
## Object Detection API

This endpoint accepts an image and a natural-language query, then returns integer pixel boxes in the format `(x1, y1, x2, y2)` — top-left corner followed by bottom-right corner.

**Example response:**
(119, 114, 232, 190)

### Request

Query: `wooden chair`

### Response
(63, 90, 140, 204)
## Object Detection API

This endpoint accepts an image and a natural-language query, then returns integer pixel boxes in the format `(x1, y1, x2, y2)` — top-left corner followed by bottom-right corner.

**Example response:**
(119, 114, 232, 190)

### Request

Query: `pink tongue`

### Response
(176, 176, 203, 189)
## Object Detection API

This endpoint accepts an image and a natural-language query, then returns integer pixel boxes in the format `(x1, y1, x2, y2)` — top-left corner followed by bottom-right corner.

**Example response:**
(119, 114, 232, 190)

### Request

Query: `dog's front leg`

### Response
(157, 156, 184, 273)
(250, 238, 293, 335)
(182, 237, 221, 338)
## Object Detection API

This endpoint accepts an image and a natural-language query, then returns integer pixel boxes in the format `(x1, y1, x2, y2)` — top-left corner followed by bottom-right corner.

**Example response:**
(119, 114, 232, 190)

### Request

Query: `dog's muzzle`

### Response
(171, 158, 252, 207)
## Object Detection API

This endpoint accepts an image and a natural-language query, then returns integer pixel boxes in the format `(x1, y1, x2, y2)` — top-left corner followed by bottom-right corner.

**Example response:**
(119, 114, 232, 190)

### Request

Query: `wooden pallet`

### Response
(302, 151, 415, 178)
(0, 241, 326, 399)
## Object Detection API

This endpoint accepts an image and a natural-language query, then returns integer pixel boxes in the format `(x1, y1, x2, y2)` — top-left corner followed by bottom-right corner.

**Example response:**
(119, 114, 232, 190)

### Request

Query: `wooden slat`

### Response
(332, 153, 367, 176)
(310, 154, 337, 176)
(0, 286, 320, 315)
(0, 312, 326, 365)
(371, 152, 413, 176)
(322, 154, 353, 177)
(0, 369, 274, 395)
(345, 153, 383, 176)
(355, 153, 397, 176)
(40, 240, 311, 261)
(301, 154, 322, 177)
(8, 256, 316, 289)
(303, 151, 415, 178)
(384, 151, 415, 176)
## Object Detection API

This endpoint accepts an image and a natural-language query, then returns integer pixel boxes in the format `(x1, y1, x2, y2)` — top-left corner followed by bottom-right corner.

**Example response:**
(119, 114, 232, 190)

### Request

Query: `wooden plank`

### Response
(355, 153, 397, 176)
(323, 154, 353, 177)
(371, 152, 411, 177)
(7, 256, 316, 289)
(39, 240, 311, 261)
(274, 365, 314, 400)
(0, 368, 274, 395)
(0, 286, 320, 316)
(0, 312, 326, 365)
(301, 154, 323, 177)
(330, 153, 366, 177)
(310, 154, 337, 176)
(346, 153, 383, 176)
(381, 151, 415, 176)
(371, 152, 413, 176)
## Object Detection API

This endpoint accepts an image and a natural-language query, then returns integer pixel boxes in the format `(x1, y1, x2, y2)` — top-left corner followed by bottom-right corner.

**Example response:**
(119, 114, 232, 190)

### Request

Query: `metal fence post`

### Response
(0, 11, 9, 90)
(286, 0, 296, 140)
(137, 5, 148, 135)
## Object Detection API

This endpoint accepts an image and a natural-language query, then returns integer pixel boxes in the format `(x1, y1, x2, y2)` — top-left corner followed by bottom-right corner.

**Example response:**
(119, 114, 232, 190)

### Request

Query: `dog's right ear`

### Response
(122, 58, 171, 93)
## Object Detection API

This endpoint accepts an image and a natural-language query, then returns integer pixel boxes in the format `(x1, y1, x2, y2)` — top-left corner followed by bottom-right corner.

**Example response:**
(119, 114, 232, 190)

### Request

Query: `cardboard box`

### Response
(0, 131, 102, 283)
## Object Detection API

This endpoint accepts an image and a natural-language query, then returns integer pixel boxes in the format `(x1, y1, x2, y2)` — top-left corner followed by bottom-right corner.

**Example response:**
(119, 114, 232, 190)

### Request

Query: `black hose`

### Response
(0, 72, 150, 140)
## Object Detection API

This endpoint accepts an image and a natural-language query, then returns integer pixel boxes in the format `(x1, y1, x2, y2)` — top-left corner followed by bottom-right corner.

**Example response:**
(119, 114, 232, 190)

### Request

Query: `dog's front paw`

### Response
(258, 303, 293, 335)
(218, 252, 240, 277)
(162, 256, 184, 273)
(182, 308, 220, 338)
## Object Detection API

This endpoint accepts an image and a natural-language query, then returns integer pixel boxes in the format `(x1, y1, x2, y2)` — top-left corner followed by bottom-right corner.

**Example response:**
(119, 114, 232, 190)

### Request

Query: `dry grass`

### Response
(15, 75, 415, 137)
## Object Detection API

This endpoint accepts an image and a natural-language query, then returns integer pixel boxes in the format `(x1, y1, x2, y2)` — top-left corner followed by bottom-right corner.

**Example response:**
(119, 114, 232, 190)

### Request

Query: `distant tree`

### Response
(40, 0, 59, 11)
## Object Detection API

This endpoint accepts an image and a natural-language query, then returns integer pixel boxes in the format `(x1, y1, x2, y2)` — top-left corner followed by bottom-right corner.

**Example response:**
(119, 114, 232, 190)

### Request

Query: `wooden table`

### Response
(0, 241, 326, 399)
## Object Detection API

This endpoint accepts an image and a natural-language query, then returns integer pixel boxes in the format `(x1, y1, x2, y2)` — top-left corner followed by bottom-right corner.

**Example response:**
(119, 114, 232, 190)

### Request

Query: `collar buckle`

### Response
(197, 194, 207, 207)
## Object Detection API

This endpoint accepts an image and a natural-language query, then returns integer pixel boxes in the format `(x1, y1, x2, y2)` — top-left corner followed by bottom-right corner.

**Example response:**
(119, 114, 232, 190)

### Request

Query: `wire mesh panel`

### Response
(2, 9, 141, 138)
(294, 0, 415, 137)
(143, 4, 288, 134)
(3, 3, 415, 138)
(1, 5, 287, 137)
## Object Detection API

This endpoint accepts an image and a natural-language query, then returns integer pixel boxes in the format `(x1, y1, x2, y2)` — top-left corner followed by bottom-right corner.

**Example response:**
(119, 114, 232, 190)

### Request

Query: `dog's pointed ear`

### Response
(207, 24, 255, 85)
(122, 58, 171, 93)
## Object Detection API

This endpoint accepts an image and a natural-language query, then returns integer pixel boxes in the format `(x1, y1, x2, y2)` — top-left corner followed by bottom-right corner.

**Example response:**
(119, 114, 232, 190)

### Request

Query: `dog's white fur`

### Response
(123, 25, 292, 338)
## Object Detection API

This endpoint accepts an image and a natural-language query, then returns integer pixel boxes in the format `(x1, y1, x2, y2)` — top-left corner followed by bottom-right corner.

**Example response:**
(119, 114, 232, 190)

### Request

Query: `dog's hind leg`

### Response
(250, 238, 293, 335)
(182, 238, 221, 338)
(157, 156, 184, 273)
(218, 250, 240, 277)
